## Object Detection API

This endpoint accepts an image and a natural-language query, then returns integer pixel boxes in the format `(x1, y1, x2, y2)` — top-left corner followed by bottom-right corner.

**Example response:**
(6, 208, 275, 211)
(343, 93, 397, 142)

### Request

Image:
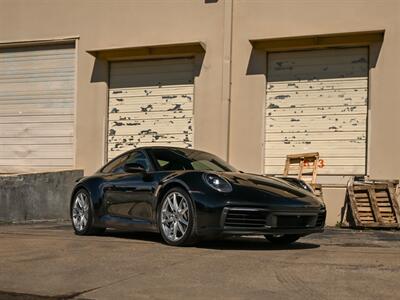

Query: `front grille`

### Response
(276, 215, 312, 228)
(316, 210, 326, 227)
(224, 209, 267, 228)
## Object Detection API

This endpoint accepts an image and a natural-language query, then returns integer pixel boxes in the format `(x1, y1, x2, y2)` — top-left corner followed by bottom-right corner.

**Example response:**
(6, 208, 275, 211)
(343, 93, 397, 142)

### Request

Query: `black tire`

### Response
(158, 187, 197, 246)
(264, 234, 301, 245)
(71, 189, 106, 236)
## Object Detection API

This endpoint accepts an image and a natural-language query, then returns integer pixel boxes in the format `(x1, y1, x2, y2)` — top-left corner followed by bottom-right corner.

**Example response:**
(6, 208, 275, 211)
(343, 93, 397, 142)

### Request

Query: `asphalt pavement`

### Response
(0, 222, 399, 300)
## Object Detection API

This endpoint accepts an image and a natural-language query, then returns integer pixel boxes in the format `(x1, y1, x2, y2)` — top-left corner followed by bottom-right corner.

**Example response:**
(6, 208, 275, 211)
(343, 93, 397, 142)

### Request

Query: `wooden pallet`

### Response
(311, 183, 323, 199)
(282, 152, 323, 200)
(283, 152, 320, 184)
(341, 178, 400, 229)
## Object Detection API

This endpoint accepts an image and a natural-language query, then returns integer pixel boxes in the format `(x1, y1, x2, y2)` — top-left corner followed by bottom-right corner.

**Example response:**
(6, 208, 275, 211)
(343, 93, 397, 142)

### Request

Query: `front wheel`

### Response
(158, 188, 197, 246)
(264, 234, 301, 245)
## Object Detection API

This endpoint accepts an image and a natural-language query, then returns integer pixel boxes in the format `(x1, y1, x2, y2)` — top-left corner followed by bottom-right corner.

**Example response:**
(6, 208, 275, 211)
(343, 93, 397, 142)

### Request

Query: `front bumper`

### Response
(194, 203, 325, 237)
(189, 190, 326, 238)
(221, 207, 326, 235)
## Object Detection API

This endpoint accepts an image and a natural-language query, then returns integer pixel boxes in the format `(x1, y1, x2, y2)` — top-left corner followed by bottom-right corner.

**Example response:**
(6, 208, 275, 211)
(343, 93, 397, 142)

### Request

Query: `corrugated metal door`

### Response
(0, 43, 76, 172)
(265, 47, 368, 175)
(108, 58, 194, 160)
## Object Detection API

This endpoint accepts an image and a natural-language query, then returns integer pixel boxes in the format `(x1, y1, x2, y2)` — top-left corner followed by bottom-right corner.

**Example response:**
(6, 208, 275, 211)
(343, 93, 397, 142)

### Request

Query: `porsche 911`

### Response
(70, 147, 326, 246)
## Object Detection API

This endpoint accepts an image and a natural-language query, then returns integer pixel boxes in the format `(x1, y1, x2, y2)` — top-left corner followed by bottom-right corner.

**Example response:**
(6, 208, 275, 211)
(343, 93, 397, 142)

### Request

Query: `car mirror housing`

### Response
(123, 163, 146, 173)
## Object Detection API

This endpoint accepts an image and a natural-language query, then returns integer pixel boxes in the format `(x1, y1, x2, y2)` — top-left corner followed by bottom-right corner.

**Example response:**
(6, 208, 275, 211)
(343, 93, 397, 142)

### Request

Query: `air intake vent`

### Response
(224, 209, 267, 228)
(276, 215, 313, 228)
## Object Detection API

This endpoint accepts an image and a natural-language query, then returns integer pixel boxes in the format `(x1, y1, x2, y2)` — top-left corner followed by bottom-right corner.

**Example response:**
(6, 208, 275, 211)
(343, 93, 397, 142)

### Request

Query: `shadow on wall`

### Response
(90, 57, 109, 85)
(246, 40, 383, 77)
(90, 54, 205, 87)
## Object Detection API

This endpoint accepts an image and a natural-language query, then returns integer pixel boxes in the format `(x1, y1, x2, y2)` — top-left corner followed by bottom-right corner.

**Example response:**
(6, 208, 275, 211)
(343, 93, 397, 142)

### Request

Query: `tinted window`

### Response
(124, 151, 151, 172)
(101, 154, 128, 173)
(149, 148, 236, 172)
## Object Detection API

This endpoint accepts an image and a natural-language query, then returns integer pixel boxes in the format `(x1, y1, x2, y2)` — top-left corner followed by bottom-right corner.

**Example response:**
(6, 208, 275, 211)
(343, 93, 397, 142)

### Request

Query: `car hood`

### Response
(220, 172, 322, 207)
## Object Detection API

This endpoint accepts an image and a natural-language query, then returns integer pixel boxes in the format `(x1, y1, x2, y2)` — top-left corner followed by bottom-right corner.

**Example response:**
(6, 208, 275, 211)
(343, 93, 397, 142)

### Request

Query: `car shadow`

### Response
(195, 236, 320, 251)
(102, 230, 320, 251)
(102, 230, 162, 243)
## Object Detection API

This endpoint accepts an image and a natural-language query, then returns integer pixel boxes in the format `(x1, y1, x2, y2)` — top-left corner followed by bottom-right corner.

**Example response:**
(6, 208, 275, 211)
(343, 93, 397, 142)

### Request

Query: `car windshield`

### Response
(149, 148, 237, 172)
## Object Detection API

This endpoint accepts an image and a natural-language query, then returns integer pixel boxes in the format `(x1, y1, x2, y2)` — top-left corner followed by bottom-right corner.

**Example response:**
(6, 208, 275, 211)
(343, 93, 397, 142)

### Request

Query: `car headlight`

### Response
(203, 173, 232, 193)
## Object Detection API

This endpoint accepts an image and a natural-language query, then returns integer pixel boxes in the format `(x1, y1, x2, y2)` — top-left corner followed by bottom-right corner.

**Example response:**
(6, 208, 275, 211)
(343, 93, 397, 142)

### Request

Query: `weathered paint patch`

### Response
(141, 104, 153, 112)
(167, 104, 182, 112)
(274, 95, 291, 100)
(268, 103, 280, 109)
(162, 95, 177, 100)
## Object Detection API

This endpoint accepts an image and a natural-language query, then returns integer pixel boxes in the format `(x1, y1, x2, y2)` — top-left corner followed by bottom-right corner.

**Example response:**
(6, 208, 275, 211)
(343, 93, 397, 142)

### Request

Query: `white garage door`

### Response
(0, 43, 76, 172)
(108, 58, 194, 160)
(265, 47, 368, 175)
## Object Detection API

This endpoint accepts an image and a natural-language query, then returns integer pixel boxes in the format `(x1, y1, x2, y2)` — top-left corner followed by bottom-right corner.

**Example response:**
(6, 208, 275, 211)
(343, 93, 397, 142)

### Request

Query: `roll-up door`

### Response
(265, 47, 368, 175)
(0, 43, 76, 172)
(108, 58, 194, 161)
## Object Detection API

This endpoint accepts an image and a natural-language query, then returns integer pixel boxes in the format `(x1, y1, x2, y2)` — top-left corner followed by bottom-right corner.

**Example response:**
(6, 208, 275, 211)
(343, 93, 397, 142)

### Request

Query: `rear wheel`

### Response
(158, 188, 197, 246)
(264, 234, 300, 245)
(71, 189, 105, 235)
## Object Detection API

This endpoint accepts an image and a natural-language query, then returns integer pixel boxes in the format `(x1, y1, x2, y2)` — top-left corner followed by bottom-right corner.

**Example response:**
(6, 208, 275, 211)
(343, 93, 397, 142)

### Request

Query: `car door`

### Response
(104, 151, 156, 224)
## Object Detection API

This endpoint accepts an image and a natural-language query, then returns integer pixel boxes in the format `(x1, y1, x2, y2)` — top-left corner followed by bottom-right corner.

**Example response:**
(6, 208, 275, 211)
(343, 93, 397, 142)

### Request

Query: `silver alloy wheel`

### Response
(161, 192, 190, 242)
(72, 192, 90, 231)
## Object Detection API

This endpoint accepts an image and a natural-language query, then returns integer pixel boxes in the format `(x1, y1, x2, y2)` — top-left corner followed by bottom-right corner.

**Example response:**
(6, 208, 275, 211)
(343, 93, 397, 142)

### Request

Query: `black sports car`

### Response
(70, 147, 326, 246)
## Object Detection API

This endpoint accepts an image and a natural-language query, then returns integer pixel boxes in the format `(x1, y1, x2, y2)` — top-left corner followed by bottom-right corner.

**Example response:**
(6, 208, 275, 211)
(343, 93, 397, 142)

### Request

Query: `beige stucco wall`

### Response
(227, 0, 400, 224)
(229, 0, 400, 180)
(1, 0, 400, 225)
(0, 0, 228, 174)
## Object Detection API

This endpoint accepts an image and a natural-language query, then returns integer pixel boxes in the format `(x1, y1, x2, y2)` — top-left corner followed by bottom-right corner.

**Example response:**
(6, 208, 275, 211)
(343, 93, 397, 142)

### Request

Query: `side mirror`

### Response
(123, 163, 145, 173)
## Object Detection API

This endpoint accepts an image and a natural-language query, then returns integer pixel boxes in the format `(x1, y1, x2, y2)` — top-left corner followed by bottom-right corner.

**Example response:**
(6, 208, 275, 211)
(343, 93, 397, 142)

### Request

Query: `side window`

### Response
(101, 154, 128, 173)
(150, 149, 188, 171)
(124, 151, 151, 172)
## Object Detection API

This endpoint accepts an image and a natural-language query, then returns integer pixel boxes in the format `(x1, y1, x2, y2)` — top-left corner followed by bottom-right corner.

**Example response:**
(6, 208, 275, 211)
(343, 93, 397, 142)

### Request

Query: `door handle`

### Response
(105, 184, 116, 191)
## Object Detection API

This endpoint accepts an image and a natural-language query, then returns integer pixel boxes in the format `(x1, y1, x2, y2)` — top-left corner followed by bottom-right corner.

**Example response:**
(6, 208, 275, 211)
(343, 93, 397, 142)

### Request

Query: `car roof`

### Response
(110, 146, 211, 161)
(136, 146, 206, 154)
(101, 146, 201, 172)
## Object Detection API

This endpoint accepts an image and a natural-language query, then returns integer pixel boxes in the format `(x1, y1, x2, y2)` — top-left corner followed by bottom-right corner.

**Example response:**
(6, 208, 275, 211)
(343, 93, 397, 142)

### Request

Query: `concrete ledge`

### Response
(0, 170, 83, 223)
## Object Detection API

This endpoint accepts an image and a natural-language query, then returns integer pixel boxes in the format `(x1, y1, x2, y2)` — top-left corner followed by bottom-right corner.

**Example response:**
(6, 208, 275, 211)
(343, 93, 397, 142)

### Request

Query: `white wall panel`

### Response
(265, 48, 368, 175)
(108, 58, 194, 160)
(0, 43, 75, 172)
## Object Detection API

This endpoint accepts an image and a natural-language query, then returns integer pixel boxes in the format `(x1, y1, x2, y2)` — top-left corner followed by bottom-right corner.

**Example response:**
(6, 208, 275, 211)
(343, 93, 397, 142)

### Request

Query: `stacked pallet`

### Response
(341, 178, 400, 229)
